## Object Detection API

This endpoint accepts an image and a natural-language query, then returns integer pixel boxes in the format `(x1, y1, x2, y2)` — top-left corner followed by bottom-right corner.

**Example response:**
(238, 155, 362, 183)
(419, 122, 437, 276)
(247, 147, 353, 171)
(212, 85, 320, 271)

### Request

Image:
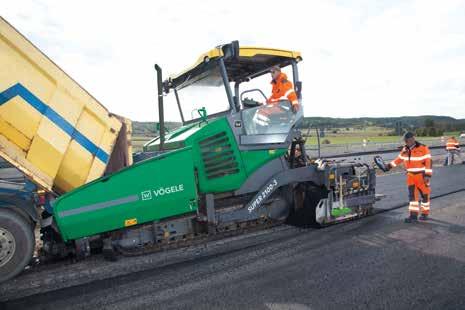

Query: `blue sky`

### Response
(2, 0, 465, 121)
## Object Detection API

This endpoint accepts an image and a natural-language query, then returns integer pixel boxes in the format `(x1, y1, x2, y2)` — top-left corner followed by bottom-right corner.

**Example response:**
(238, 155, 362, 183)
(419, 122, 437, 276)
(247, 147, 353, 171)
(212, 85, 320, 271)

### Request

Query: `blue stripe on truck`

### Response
(0, 83, 110, 163)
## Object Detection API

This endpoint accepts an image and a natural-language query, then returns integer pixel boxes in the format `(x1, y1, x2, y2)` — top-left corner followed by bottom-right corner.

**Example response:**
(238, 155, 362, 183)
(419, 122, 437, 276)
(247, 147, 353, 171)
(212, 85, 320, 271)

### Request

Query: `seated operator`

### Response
(267, 66, 300, 113)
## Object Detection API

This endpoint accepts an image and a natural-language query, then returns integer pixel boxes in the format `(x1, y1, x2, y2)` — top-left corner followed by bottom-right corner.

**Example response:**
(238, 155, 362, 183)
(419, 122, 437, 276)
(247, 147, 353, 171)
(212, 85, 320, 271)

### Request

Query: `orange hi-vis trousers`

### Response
(407, 172, 431, 216)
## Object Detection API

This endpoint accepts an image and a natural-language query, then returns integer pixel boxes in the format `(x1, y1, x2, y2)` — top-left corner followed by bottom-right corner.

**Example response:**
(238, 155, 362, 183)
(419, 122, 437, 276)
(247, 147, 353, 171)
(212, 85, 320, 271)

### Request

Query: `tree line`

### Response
(299, 116, 465, 137)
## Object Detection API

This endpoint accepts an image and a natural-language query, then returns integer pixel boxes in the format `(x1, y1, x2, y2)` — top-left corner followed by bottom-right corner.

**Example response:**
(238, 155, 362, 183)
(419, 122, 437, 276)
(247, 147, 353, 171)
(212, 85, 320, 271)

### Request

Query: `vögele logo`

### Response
(141, 184, 185, 200)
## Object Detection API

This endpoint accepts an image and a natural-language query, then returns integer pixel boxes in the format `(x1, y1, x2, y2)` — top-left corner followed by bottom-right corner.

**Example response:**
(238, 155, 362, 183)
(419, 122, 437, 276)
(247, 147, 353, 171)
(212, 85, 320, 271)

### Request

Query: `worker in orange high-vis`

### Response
(386, 132, 432, 223)
(267, 66, 300, 113)
(445, 136, 461, 165)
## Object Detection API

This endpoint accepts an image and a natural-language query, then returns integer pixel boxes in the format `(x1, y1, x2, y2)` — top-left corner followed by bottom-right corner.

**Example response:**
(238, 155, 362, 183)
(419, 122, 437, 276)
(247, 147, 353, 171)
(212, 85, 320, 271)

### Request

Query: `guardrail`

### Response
(304, 135, 463, 157)
(312, 143, 465, 159)
(313, 137, 462, 153)
(306, 142, 465, 158)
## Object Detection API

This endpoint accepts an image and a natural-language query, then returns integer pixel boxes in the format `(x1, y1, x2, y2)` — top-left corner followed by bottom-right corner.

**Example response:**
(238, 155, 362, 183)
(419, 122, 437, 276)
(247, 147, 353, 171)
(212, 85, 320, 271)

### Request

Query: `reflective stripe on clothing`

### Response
(398, 154, 431, 161)
(284, 88, 295, 97)
(409, 202, 420, 212)
(406, 167, 433, 175)
(407, 167, 426, 172)
(421, 202, 430, 215)
(421, 202, 430, 210)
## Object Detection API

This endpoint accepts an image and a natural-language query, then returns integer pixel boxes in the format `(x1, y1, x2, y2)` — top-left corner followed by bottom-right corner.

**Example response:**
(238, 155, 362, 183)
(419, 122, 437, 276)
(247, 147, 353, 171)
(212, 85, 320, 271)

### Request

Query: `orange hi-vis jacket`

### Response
(390, 142, 433, 176)
(267, 72, 298, 106)
(446, 137, 460, 151)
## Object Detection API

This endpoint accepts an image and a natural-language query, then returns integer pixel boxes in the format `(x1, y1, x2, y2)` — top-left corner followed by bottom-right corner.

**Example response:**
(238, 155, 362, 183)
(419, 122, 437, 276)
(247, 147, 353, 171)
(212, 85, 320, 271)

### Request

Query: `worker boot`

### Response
(420, 214, 429, 221)
(404, 214, 418, 223)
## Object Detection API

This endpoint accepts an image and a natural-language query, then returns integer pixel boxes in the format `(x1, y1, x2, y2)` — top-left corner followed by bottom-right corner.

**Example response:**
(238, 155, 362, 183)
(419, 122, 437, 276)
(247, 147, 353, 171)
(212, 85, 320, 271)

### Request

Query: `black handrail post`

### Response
(218, 58, 236, 113)
(155, 64, 165, 151)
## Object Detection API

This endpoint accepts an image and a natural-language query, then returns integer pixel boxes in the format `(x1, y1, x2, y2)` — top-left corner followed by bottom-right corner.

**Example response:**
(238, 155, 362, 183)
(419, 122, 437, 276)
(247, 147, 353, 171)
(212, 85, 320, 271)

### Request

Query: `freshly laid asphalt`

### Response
(1, 165, 465, 310)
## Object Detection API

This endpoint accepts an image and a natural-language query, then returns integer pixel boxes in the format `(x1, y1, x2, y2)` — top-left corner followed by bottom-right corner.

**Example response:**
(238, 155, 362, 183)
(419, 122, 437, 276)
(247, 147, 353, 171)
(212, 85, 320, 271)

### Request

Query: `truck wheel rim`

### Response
(0, 227, 16, 267)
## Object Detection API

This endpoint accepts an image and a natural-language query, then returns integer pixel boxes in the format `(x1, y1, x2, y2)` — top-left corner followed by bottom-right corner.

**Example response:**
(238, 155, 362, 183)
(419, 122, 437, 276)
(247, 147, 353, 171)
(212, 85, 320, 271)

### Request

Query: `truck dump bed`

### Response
(0, 17, 132, 194)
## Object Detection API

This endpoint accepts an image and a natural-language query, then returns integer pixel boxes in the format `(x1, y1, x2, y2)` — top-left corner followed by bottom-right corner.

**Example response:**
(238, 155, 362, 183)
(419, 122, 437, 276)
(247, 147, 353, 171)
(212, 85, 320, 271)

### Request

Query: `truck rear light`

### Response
(37, 190, 46, 205)
(38, 195, 46, 205)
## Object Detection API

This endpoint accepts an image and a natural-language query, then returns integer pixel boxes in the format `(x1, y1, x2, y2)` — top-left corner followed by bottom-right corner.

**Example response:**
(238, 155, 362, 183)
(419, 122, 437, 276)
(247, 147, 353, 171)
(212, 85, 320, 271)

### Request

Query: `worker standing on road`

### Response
(445, 136, 461, 165)
(267, 66, 300, 113)
(387, 132, 433, 223)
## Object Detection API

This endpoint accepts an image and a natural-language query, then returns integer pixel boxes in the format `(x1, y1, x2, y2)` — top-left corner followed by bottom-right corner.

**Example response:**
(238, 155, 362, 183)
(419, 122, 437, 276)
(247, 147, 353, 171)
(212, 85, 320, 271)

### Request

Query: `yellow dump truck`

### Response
(0, 17, 132, 194)
(0, 17, 132, 281)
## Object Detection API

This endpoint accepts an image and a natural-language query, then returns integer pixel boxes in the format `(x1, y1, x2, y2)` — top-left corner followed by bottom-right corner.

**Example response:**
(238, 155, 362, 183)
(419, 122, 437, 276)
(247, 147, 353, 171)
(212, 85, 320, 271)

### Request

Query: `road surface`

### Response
(1, 165, 464, 309)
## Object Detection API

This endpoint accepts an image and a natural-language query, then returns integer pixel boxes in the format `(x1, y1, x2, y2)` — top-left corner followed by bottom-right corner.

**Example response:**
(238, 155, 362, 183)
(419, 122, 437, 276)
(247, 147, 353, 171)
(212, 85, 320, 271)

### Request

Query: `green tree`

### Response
(424, 118, 435, 128)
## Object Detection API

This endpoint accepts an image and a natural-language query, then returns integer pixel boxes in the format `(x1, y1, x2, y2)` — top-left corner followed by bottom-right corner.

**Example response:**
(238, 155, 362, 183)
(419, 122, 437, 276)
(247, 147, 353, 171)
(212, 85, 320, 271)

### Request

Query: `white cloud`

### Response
(2, 0, 465, 120)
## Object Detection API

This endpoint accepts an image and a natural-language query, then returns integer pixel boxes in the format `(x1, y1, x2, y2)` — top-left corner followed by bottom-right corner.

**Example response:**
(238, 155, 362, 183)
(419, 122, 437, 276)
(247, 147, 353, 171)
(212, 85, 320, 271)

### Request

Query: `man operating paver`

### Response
(253, 66, 301, 131)
(385, 132, 433, 223)
(267, 65, 300, 113)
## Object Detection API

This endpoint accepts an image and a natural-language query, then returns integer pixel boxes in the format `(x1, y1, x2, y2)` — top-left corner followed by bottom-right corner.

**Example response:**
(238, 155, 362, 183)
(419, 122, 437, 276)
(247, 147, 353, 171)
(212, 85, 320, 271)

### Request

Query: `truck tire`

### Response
(0, 208, 35, 283)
